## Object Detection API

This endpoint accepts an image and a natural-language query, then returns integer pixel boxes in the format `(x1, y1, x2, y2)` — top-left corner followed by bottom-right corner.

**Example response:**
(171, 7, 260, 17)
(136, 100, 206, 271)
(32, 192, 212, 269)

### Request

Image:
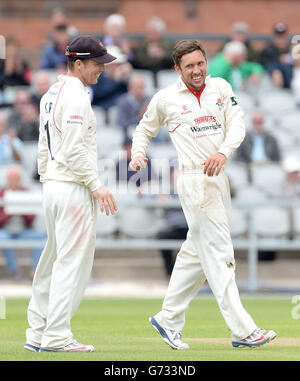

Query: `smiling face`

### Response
(68, 59, 105, 86)
(79, 59, 106, 85)
(175, 49, 207, 91)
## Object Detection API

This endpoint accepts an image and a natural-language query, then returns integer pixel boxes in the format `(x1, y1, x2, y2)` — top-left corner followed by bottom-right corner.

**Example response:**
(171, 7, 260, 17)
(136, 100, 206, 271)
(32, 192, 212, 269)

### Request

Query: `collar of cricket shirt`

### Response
(57, 74, 89, 93)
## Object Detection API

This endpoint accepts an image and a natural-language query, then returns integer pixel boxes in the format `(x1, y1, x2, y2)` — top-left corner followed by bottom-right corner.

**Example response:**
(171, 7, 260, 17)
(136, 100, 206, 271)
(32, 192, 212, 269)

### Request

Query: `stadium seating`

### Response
(250, 163, 285, 193)
(156, 69, 180, 89)
(230, 207, 248, 238)
(118, 204, 165, 238)
(253, 206, 291, 238)
(130, 69, 157, 97)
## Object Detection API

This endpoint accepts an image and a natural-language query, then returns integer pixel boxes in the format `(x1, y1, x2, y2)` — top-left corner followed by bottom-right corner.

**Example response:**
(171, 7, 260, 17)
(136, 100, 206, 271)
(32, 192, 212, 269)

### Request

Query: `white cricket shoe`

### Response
(40, 340, 94, 352)
(149, 316, 189, 350)
(258, 328, 277, 341)
(232, 327, 276, 348)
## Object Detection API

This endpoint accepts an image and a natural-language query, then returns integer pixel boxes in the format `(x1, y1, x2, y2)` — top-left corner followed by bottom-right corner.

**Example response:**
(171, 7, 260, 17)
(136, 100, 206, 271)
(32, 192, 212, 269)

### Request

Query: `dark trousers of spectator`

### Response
(157, 227, 188, 278)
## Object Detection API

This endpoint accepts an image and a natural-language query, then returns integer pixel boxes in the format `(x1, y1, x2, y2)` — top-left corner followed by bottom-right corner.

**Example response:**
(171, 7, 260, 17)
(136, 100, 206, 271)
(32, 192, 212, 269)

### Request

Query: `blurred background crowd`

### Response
(0, 0, 300, 288)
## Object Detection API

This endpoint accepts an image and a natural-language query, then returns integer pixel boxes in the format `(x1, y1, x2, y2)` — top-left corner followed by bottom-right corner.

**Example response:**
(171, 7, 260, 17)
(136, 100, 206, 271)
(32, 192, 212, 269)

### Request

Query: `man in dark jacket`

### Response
(235, 111, 281, 164)
(260, 22, 293, 88)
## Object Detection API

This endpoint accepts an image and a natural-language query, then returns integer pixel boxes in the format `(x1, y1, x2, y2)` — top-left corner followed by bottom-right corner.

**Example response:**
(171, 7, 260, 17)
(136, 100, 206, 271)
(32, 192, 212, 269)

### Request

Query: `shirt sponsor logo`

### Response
(190, 122, 221, 133)
(194, 115, 216, 125)
(70, 115, 83, 120)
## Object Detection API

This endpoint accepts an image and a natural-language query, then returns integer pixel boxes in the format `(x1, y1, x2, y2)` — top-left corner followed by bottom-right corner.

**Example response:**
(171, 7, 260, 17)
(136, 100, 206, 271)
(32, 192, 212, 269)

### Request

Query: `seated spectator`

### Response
(102, 13, 132, 56)
(116, 74, 150, 138)
(30, 70, 52, 108)
(90, 46, 132, 116)
(15, 102, 39, 142)
(40, 23, 70, 71)
(235, 111, 281, 164)
(0, 165, 45, 279)
(208, 41, 264, 90)
(271, 156, 300, 199)
(0, 113, 23, 165)
(7, 90, 32, 132)
(47, 7, 78, 43)
(236, 111, 281, 163)
(0, 36, 31, 90)
(130, 16, 174, 86)
(156, 167, 188, 279)
(221, 22, 260, 62)
(260, 22, 293, 88)
(291, 44, 300, 107)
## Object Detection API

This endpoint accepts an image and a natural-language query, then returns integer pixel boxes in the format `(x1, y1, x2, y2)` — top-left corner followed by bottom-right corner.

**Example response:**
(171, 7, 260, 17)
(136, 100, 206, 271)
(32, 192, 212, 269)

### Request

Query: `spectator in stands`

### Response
(260, 22, 293, 88)
(208, 41, 264, 90)
(235, 111, 281, 164)
(130, 16, 174, 86)
(103, 13, 132, 56)
(0, 165, 44, 280)
(0, 113, 23, 165)
(156, 167, 188, 279)
(0, 36, 31, 90)
(90, 46, 132, 116)
(15, 102, 39, 142)
(40, 23, 70, 71)
(48, 7, 78, 42)
(291, 44, 300, 107)
(7, 90, 32, 132)
(116, 74, 149, 139)
(271, 156, 300, 199)
(222, 22, 259, 62)
(31, 70, 52, 108)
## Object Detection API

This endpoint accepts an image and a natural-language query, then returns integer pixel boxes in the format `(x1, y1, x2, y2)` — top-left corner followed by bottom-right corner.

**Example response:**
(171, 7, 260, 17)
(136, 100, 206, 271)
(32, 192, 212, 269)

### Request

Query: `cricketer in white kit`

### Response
(130, 40, 276, 349)
(24, 35, 117, 353)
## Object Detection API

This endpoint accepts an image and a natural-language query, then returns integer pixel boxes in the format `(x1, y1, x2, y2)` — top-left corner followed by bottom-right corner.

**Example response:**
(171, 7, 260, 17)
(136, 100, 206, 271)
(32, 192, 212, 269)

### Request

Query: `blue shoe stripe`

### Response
(24, 343, 40, 352)
(150, 316, 177, 348)
(232, 337, 270, 348)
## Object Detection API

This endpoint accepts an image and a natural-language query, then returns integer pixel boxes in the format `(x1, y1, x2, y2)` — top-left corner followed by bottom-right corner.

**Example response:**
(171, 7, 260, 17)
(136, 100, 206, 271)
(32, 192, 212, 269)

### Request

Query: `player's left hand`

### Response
(203, 152, 227, 177)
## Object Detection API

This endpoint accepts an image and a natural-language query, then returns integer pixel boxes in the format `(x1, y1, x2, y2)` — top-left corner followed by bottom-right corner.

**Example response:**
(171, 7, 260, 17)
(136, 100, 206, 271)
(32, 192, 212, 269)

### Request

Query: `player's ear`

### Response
(174, 64, 181, 75)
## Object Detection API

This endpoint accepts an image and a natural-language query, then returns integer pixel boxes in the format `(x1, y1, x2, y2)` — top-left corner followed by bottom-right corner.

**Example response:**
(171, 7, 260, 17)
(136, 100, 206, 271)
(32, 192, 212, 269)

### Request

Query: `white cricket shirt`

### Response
(38, 75, 102, 192)
(132, 75, 246, 170)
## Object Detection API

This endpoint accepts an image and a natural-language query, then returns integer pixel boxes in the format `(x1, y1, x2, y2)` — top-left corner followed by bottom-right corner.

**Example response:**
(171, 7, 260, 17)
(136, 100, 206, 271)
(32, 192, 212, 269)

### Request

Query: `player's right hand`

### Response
(92, 186, 118, 216)
(129, 156, 148, 172)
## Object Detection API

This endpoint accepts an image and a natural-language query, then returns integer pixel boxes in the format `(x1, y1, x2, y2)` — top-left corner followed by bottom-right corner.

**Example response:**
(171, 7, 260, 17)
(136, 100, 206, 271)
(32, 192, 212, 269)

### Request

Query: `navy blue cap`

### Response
(65, 35, 116, 64)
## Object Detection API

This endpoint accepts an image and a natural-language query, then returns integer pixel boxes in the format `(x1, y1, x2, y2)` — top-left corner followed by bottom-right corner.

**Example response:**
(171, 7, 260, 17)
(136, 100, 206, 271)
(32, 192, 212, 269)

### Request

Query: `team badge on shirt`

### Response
(231, 96, 238, 106)
(216, 97, 224, 110)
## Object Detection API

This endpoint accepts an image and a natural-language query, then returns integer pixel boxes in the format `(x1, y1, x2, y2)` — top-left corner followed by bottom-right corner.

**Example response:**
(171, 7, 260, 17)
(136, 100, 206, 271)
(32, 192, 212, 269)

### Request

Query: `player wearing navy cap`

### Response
(24, 35, 117, 352)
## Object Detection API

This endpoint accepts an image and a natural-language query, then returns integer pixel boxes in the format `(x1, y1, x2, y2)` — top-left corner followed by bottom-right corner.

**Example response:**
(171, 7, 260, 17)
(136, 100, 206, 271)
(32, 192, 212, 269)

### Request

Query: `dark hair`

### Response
(172, 40, 207, 67)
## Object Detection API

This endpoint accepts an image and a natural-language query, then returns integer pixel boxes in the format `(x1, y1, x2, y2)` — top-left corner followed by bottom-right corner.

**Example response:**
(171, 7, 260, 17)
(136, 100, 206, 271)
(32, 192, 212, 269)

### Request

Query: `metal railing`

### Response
(0, 197, 300, 291)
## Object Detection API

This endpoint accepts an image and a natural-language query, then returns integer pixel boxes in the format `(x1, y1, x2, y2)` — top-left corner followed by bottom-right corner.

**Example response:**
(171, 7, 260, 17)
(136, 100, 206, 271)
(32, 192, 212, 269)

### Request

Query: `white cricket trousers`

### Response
(154, 168, 257, 340)
(26, 180, 97, 348)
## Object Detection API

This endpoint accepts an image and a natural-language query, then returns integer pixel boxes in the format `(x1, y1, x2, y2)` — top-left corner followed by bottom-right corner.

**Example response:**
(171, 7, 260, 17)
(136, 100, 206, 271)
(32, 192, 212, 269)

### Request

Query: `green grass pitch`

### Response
(1, 296, 300, 361)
